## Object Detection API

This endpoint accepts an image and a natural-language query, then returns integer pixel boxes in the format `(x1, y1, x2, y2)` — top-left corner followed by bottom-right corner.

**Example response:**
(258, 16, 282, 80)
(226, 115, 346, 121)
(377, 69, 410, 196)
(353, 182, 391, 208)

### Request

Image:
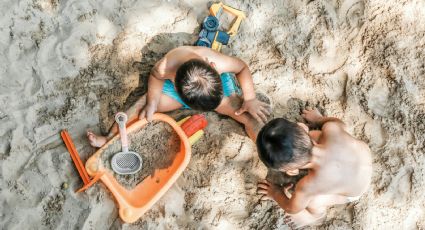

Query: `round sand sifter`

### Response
(111, 112, 143, 175)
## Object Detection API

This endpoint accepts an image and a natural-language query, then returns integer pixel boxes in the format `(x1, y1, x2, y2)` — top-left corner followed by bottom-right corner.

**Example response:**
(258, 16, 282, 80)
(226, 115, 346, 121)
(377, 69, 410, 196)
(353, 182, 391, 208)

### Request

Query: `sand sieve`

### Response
(111, 112, 143, 175)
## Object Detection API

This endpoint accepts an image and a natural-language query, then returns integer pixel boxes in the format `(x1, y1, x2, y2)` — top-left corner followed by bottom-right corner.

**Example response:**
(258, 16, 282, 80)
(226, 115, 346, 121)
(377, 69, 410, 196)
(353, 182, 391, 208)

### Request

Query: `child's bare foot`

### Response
(284, 209, 324, 229)
(301, 108, 323, 127)
(87, 131, 107, 147)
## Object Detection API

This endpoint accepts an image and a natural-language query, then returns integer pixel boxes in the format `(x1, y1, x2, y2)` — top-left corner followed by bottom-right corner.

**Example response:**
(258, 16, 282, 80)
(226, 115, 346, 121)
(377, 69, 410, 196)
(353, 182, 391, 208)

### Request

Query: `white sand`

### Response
(1, 0, 425, 229)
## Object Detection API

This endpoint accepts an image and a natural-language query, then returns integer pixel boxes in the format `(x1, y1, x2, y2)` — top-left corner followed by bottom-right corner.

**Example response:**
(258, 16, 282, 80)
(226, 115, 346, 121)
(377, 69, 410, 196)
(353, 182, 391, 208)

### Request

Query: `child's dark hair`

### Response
(256, 118, 313, 170)
(175, 59, 222, 111)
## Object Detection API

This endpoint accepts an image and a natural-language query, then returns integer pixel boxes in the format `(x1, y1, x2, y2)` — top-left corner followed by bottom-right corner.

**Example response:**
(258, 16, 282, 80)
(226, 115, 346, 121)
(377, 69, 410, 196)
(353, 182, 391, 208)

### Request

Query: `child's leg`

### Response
(285, 194, 349, 228)
(87, 94, 182, 147)
(87, 95, 148, 147)
(215, 95, 262, 141)
(108, 95, 148, 138)
(284, 208, 325, 229)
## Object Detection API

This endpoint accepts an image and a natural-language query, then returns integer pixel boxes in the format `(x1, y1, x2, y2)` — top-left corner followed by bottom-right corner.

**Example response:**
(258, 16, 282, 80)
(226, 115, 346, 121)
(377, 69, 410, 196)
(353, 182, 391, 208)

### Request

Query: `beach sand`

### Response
(1, 0, 425, 229)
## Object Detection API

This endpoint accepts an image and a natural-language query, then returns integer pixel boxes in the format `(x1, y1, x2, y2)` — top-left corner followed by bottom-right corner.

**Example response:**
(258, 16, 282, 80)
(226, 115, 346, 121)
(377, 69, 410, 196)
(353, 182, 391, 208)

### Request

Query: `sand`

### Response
(101, 121, 180, 189)
(1, 0, 425, 229)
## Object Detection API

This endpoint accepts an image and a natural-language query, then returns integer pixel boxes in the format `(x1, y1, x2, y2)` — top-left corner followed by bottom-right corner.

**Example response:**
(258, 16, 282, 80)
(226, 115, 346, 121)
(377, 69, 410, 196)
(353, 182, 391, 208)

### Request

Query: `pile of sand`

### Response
(101, 121, 180, 189)
(1, 0, 424, 229)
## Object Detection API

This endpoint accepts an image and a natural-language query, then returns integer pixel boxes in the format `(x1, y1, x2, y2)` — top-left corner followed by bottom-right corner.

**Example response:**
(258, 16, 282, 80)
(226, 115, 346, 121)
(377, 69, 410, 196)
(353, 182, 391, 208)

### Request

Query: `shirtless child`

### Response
(256, 108, 372, 228)
(87, 46, 270, 146)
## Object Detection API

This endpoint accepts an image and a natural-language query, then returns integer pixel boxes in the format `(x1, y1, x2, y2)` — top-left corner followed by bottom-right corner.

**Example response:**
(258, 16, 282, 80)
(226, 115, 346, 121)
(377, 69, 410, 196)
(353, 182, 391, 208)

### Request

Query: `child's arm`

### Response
(139, 69, 165, 121)
(201, 49, 270, 123)
(223, 58, 256, 101)
(257, 179, 313, 214)
(230, 61, 270, 124)
(139, 58, 173, 121)
(302, 108, 346, 130)
(275, 184, 311, 214)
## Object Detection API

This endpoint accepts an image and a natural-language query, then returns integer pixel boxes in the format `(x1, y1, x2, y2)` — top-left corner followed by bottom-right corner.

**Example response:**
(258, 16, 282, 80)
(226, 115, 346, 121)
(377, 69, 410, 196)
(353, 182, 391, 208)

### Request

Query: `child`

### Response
(256, 108, 372, 228)
(87, 46, 270, 146)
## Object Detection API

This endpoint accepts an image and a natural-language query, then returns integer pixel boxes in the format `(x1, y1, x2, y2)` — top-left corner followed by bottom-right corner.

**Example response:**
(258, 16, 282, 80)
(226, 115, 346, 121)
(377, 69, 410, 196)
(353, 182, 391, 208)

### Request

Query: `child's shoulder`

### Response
(163, 46, 200, 60)
(322, 122, 341, 131)
(169, 45, 200, 53)
(170, 45, 220, 55)
(153, 46, 201, 77)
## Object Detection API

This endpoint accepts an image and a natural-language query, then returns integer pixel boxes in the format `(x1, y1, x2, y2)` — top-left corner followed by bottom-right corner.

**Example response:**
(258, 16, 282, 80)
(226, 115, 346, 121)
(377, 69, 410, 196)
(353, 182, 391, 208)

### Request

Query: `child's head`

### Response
(256, 118, 313, 175)
(175, 59, 223, 111)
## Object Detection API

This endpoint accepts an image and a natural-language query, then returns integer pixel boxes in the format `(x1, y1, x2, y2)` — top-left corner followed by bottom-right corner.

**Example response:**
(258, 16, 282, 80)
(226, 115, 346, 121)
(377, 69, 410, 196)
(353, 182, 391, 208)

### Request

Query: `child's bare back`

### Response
(87, 46, 270, 147)
(257, 109, 372, 228)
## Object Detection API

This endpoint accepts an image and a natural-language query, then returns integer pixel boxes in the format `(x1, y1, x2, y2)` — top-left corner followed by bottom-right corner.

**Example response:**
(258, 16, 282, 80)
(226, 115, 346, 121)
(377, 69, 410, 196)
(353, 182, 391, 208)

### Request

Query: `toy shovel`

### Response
(111, 112, 143, 175)
(60, 130, 103, 193)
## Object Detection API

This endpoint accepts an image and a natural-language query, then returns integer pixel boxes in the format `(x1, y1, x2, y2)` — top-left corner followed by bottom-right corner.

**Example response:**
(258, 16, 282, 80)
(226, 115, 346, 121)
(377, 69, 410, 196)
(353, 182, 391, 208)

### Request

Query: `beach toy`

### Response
(111, 112, 143, 175)
(85, 113, 207, 223)
(179, 114, 208, 139)
(195, 2, 246, 51)
(60, 130, 103, 193)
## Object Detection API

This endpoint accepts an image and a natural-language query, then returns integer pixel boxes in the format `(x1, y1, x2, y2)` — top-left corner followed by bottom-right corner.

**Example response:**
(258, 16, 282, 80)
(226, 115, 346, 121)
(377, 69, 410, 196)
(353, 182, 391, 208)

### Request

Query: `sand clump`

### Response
(101, 121, 180, 189)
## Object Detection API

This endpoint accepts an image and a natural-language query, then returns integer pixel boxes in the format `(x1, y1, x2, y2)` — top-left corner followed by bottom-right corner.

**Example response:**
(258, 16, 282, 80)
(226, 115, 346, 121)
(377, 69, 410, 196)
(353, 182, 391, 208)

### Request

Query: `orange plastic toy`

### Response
(85, 113, 207, 223)
(61, 130, 103, 193)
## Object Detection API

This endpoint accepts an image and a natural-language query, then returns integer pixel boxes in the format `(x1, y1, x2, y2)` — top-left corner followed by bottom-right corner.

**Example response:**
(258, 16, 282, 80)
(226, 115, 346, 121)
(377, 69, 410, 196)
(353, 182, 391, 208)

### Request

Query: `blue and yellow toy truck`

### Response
(195, 2, 246, 52)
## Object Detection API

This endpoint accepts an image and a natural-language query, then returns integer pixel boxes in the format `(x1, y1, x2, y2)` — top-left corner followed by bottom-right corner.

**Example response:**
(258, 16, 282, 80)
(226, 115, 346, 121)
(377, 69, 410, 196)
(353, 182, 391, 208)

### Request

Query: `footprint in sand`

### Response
(382, 166, 413, 205)
(367, 78, 391, 117)
(37, 1, 94, 79)
(323, 71, 348, 102)
(307, 34, 348, 74)
(340, 0, 365, 29)
(308, 0, 365, 75)
(364, 119, 387, 148)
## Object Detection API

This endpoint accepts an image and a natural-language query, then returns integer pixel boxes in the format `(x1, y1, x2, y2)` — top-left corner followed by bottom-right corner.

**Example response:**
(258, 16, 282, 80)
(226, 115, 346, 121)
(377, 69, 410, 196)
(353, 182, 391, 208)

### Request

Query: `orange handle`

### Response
(61, 130, 91, 185)
(180, 114, 208, 137)
(76, 172, 104, 193)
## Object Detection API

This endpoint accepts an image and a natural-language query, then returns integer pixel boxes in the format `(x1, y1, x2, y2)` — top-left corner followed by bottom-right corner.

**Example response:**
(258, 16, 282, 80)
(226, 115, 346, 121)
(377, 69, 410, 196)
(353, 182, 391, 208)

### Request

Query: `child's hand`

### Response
(139, 103, 157, 121)
(257, 180, 283, 201)
(235, 99, 270, 124)
(301, 108, 323, 126)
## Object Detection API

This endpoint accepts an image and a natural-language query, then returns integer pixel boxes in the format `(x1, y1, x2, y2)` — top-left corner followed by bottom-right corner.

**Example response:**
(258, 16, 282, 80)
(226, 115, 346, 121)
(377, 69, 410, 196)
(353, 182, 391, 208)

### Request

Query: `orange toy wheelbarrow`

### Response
(85, 113, 207, 223)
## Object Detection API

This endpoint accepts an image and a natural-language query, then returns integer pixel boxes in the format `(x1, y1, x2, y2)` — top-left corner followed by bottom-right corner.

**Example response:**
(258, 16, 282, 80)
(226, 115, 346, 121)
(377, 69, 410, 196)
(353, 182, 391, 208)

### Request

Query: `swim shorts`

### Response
(162, 72, 241, 109)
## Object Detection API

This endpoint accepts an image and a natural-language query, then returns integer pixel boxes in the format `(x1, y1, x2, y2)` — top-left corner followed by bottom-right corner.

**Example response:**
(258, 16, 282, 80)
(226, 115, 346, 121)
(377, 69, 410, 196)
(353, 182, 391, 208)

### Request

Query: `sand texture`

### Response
(1, 0, 425, 229)
(101, 121, 180, 190)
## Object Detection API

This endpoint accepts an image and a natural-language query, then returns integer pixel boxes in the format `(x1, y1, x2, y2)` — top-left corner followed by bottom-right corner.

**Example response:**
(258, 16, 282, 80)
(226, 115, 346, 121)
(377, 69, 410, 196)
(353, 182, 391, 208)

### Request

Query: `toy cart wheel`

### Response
(203, 16, 219, 31)
(195, 37, 212, 48)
